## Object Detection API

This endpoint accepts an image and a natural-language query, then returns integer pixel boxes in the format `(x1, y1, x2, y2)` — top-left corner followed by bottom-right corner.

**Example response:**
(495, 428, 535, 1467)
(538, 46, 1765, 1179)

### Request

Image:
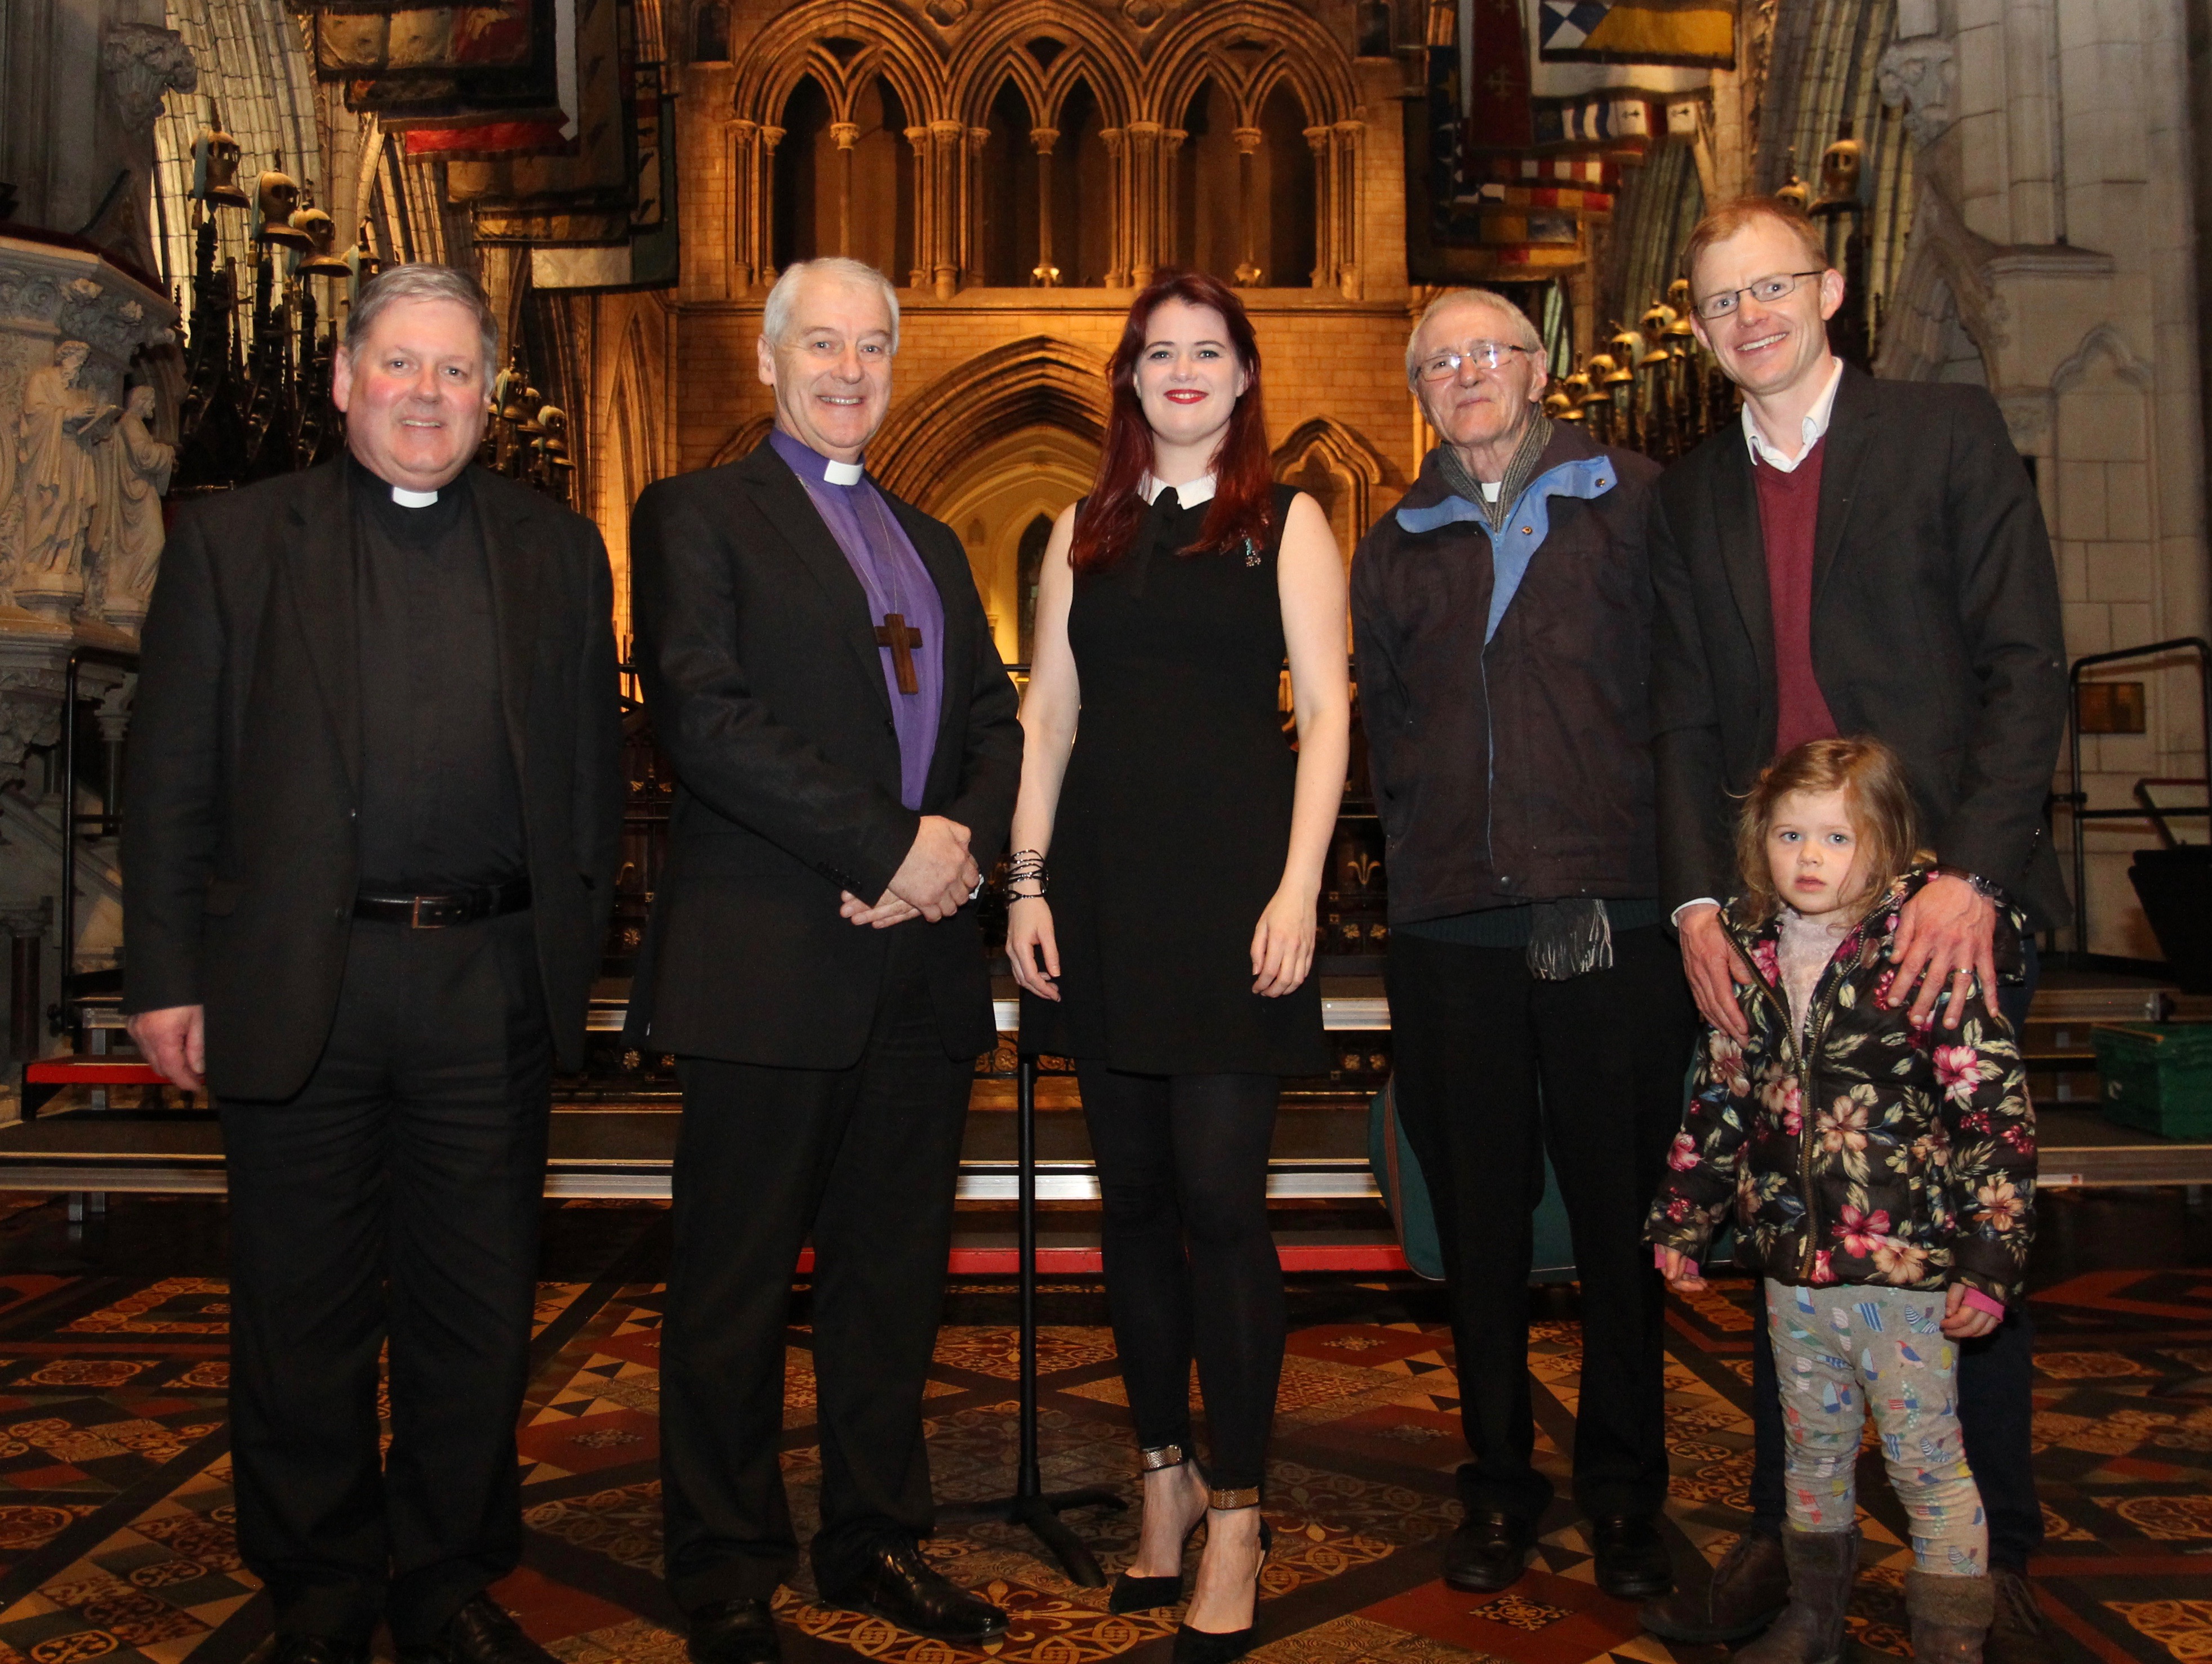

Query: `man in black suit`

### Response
(626, 256, 1021, 1664)
(1643, 200, 2065, 1664)
(123, 266, 622, 1664)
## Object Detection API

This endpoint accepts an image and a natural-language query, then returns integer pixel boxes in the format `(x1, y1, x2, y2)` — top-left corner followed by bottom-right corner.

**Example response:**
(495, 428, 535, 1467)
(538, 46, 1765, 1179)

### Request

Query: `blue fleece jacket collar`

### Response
(1394, 452, 1619, 644)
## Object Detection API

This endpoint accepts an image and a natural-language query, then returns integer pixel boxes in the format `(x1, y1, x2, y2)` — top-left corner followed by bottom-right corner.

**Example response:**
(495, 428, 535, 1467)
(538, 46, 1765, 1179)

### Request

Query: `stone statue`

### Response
(88, 385, 172, 628)
(14, 341, 118, 612)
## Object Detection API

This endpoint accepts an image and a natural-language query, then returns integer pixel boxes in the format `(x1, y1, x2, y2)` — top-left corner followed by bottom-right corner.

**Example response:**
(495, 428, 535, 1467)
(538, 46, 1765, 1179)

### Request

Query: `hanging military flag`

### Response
(1537, 0, 1734, 69)
(1464, 0, 1532, 149)
(313, 0, 578, 154)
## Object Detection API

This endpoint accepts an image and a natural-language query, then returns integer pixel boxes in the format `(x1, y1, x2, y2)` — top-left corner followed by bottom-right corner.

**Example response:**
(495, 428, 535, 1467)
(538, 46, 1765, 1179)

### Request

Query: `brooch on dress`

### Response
(1241, 536, 1261, 566)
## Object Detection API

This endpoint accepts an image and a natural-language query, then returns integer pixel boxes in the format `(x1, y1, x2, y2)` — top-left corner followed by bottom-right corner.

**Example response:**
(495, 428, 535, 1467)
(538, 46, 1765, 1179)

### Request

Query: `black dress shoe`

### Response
(1589, 1514, 1673, 1600)
(687, 1598, 782, 1664)
(1444, 1510, 1537, 1593)
(252, 1637, 371, 1664)
(818, 1540, 1008, 1642)
(397, 1595, 557, 1664)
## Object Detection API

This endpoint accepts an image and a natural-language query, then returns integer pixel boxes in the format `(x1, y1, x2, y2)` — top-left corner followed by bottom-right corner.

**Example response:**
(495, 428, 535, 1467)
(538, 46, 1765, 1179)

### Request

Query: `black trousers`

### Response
(1746, 943, 2045, 1570)
(1386, 925, 1695, 1523)
(1078, 1067, 1284, 1492)
(220, 911, 551, 1648)
(660, 939, 973, 1609)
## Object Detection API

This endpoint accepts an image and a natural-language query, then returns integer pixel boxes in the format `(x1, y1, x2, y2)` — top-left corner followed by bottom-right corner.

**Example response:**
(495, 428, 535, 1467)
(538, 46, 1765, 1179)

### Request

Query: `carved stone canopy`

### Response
(101, 24, 197, 132)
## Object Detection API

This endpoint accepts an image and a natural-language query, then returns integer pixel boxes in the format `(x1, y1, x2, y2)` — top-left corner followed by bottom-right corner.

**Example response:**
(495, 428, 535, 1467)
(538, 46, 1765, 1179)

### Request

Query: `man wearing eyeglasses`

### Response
(1351, 289, 1694, 1603)
(1643, 199, 2064, 1664)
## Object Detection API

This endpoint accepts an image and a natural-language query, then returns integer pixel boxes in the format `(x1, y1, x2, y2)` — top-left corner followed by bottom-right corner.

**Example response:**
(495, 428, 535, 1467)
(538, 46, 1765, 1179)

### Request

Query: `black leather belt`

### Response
(353, 877, 531, 929)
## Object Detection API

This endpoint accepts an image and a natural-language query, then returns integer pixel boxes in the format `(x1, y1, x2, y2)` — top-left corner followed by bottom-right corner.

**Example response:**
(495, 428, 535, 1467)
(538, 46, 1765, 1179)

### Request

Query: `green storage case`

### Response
(2091, 1023, 2212, 1139)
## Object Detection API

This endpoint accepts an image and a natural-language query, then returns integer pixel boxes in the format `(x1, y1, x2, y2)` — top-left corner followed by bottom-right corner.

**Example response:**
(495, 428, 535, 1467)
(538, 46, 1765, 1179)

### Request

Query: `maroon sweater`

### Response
(1752, 436, 1839, 756)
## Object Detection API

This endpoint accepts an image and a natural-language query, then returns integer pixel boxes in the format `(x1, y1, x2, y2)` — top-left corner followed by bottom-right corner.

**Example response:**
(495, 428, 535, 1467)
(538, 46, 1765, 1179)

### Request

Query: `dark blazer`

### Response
(1651, 365, 2068, 928)
(624, 438, 1022, 1069)
(122, 460, 626, 1101)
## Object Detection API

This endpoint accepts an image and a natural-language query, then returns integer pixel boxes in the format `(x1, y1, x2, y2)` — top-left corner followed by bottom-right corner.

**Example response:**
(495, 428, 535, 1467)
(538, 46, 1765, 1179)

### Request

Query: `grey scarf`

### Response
(1434, 412, 1554, 534)
(1525, 898, 1614, 980)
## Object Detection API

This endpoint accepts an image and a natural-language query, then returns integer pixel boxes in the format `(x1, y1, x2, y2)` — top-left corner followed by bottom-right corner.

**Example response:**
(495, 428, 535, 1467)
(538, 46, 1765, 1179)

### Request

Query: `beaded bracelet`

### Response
(1005, 848, 1048, 902)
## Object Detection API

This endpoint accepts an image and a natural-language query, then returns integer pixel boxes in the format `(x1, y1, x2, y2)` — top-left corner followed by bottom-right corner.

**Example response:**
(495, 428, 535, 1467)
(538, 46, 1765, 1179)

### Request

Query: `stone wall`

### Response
(1878, 0, 2210, 958)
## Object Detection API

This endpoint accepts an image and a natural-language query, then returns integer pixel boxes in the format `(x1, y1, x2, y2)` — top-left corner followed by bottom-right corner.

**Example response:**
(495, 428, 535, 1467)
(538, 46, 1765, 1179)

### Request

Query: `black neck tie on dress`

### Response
(1131, 485, 1181, 599)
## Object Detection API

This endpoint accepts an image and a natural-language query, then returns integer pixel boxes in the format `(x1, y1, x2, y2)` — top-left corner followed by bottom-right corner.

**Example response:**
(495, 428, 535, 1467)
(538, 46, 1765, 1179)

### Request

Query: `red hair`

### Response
(1070, 269, 1276, 574)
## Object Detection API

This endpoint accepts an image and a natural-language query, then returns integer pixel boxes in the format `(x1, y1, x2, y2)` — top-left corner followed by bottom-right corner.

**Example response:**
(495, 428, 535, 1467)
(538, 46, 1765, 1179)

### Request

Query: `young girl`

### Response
(1646, 737, 2036, 1664)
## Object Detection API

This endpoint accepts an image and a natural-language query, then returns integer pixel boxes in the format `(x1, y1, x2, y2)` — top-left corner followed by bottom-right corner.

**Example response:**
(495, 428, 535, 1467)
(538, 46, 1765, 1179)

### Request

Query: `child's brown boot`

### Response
(1737, 1527, 1858, 1664)
(1907, 1569, 1995, 1664)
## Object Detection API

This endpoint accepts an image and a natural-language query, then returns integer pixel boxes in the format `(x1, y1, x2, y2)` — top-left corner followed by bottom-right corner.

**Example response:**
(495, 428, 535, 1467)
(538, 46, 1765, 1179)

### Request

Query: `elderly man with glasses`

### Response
(1350, 288, 1694, 1602)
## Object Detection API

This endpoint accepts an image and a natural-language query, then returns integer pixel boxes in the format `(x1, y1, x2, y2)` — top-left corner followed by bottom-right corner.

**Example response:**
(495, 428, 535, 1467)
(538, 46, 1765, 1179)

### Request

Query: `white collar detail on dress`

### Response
(1140, 471, 1217, 508)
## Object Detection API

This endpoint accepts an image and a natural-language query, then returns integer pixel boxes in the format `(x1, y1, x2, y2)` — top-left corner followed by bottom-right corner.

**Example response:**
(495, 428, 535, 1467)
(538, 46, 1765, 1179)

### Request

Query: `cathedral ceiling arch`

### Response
(731, 1, 945, 124)
(1143, 2, 1360, 128)
(944, 2, 1145, 129)
(867, 336, 1112, 508)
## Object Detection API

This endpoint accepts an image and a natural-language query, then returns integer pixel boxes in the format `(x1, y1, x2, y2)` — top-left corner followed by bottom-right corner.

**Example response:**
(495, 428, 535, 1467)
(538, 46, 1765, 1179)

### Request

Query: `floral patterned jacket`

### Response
(1644, 868, 2037, 1302)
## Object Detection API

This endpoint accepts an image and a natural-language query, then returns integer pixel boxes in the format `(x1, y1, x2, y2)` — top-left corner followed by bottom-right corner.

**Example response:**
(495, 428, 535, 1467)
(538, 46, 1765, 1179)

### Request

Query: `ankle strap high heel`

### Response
(1109, 1445, 1205, 1616)
(1172, 1498, 1272, 1663)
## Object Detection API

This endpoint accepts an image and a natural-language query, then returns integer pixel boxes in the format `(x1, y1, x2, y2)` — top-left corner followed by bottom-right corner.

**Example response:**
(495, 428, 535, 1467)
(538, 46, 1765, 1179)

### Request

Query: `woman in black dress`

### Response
(1005, 271, 1350, 1662)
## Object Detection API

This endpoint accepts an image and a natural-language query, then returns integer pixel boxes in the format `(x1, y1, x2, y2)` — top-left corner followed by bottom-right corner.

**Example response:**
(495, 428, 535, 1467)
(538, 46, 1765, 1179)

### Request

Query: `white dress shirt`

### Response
(1741, 354, 1844, 473)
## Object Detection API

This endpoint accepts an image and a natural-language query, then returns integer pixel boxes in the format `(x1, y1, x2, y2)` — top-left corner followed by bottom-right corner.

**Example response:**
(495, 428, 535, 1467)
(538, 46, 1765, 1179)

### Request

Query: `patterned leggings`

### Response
(1764, 1279, 1988, 1576)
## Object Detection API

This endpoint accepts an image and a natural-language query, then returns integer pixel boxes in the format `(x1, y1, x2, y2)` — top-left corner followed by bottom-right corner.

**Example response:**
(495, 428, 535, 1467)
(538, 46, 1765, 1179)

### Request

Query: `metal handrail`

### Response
(56, 646, 139, 1016)
(2062, 637, 2212, 951)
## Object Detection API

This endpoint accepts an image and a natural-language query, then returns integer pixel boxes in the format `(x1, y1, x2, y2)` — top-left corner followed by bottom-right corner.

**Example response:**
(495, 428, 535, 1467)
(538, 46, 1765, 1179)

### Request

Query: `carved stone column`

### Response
(968, 125, 991, 291)
(3, 902, 50, 1065)
(1231, 128, 1264, 286)
(1030, 128, 1061, 285)
(91, 25, 198, 280)
(1100, 127, 1131, 286)
(904, 125, 931, 288)
(1305, 126, 1334, 288)
(924, 121, 969, 298)
(1159, 128, 1187, 271)
(1123, 122, 1166, 287)
(1332, 121, 1365, 298)
(727, 118, 780, 293)
(830, 122, 862, 257)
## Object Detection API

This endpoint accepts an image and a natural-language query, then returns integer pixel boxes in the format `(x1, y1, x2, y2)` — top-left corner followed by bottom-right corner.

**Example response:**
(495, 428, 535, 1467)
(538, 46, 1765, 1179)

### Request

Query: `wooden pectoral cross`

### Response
(875, 612, 923, 694)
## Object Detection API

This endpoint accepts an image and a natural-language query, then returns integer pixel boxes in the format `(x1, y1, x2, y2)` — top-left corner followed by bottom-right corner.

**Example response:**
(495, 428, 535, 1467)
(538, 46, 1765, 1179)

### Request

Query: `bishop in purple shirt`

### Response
(625, 257, 1022, 1664)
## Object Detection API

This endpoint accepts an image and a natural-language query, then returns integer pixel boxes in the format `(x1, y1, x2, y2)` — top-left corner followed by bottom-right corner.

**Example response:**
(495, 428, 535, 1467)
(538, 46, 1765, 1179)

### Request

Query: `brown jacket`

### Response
(1351, 423, 1663, 924)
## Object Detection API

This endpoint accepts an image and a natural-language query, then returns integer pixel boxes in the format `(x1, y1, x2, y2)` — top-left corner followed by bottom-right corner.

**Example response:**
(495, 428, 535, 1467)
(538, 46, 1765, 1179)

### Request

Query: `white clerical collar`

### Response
(391, 484, 439, 508)
(1141, 471, 1217, 508)
(1742, 355, 1844, 474)
(823, 457, 864, 486)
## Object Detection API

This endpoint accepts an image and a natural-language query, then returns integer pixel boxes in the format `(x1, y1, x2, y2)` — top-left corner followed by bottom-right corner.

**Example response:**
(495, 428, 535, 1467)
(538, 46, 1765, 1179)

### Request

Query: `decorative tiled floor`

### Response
(0, 1206, 2200, 1664)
